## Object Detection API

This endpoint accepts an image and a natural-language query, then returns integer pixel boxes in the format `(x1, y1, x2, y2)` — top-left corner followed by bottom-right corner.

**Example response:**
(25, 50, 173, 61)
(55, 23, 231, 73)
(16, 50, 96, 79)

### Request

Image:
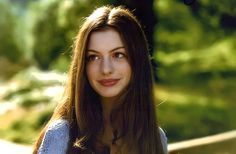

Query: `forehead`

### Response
(87, 28, 124, 52)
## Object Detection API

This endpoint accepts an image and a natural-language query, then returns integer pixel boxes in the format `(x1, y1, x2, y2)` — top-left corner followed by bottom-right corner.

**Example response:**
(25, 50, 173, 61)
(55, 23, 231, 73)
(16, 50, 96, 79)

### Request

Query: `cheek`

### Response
(127, 67, 132, 81)
(120, 62, 132, 80)
(86, 64, 94, 81)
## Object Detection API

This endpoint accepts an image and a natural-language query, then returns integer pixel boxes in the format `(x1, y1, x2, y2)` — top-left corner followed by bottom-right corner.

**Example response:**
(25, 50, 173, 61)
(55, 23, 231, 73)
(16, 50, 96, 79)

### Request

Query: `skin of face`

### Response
(86, 28, 131, 103)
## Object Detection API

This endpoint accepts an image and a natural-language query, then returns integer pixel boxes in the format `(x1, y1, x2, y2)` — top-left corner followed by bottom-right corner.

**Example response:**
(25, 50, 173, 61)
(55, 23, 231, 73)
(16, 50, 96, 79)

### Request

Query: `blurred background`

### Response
(0, 0, 236, 152)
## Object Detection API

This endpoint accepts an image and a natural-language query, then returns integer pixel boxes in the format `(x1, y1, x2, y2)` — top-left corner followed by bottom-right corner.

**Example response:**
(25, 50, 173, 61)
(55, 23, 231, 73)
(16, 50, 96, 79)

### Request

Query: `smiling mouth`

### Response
(98, 79, 120, 87)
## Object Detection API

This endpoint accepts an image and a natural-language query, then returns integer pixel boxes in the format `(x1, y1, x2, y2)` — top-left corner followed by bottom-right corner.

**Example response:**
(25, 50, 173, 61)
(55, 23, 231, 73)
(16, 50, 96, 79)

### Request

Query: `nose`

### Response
(101, 57, 113, 75)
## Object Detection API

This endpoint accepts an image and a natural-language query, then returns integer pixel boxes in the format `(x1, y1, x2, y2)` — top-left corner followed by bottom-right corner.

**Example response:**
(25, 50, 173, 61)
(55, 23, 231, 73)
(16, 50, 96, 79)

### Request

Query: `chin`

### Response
(98, 90, 121, 98)
(99, 93, 119, 98)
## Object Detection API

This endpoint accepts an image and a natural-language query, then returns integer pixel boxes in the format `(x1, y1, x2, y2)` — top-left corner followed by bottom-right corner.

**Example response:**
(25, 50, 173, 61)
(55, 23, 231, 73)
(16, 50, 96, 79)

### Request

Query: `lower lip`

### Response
(99, 80, 120, 87)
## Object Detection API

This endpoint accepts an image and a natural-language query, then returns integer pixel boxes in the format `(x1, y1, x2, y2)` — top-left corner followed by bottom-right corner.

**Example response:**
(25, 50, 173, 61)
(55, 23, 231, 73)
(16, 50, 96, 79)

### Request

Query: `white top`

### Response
(38, 119, 168, 154)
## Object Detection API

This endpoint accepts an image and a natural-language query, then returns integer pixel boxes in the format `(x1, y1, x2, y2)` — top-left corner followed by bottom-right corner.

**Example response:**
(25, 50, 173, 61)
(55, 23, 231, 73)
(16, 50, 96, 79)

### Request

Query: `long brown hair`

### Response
(33, 5, 164, 154)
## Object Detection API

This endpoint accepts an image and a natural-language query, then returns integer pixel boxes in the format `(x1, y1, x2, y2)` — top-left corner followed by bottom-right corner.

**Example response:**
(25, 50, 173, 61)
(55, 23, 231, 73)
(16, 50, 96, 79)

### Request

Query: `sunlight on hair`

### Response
(74, 136, 89, 150)
(157, 98, 168, 107)
(87, 6, 108, 22)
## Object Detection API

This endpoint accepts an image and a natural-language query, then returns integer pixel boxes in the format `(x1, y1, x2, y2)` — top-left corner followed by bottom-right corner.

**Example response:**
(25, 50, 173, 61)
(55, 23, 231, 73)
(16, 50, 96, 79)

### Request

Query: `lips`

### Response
(98, 79, 120, 87)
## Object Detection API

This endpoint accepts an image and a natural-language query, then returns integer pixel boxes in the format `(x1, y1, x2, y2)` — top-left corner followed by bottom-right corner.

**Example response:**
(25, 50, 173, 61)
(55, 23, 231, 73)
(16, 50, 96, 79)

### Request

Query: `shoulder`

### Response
(47, 119, 69, 133)
(159, 127, 168, 154)
(43, 119, 69, 140)
(38, 119, 70, 154)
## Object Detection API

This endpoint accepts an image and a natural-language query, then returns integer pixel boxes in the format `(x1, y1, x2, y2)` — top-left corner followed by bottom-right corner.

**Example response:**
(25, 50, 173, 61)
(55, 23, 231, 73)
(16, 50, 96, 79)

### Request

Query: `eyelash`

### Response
(86, 52, 126, 61)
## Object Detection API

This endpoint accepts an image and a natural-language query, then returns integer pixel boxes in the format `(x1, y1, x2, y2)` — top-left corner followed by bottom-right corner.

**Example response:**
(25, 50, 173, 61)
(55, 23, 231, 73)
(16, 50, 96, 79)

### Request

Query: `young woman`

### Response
(33, 5, 167, 154)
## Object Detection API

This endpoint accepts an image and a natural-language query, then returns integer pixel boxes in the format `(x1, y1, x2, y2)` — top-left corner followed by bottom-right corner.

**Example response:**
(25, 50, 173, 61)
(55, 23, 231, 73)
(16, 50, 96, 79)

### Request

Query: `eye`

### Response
(87, 54, 99, 61)
(113, 52, 126, 59)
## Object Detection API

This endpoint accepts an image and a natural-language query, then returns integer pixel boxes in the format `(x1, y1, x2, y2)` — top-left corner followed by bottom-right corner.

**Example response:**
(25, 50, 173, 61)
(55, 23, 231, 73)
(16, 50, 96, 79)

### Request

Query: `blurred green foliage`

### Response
(0, 67, 63, 144)
(0, 108, 53, 144)
(0, 1, 22, 62)
(30, 0, 103, 70)
(155, 85, 236, 142)
(153, 0, 236, 142)
(0, 0, 235, 145)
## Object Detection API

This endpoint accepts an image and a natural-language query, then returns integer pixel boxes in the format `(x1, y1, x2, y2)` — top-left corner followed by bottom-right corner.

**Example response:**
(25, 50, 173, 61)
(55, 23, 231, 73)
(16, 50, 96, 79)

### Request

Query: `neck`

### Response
(101, 97, 117, 125)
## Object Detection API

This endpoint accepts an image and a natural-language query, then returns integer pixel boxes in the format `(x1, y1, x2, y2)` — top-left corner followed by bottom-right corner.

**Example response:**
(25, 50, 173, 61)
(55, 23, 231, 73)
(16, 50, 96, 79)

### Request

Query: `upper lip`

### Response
(98, 78, 120, 84)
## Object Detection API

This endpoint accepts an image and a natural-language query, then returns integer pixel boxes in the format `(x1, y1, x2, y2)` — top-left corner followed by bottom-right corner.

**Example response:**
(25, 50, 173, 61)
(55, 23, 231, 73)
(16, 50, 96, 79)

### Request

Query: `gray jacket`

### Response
(38, 119, 168, 154)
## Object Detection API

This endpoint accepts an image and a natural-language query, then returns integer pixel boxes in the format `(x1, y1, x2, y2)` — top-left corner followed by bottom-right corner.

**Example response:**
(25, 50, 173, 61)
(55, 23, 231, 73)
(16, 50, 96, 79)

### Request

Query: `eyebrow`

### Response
(87, 47, 125, 53)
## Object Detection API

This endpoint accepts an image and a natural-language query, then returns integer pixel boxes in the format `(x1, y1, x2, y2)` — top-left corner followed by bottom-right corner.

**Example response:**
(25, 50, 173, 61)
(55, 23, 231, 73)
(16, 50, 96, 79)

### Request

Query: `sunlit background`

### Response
(0, 0, 235, 153)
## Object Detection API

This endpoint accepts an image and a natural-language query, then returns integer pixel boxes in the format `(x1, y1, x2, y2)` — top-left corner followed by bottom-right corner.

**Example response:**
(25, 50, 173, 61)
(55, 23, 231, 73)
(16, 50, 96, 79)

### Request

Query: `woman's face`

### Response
(86, 28, 131, 102)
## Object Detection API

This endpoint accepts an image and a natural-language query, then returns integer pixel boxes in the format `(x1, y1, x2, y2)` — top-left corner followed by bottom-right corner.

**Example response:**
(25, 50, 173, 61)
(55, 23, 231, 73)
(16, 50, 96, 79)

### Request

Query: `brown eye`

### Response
(113, 52, 125, 59)
(87, 55, 99, 61)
